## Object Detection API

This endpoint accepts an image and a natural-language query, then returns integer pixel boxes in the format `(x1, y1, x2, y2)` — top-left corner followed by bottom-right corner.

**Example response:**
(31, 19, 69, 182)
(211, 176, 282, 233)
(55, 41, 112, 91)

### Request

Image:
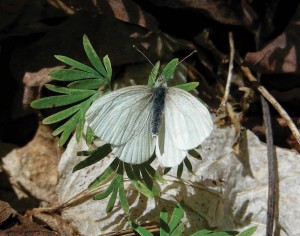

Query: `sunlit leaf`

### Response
(170, 222, 185, 236)
(160, 208, 169, 236)
(161, 59, 178, 82)
(129, 221, 154, 236)
(236, 226, 257, 236)
(45, 84, 74, 94)
(86, 126, 94, 146)
(50, 69, 99, 81)
(73, 144, 112, 172)
(175, 82, 199, 91)
(83, 35, 107, 77)
(144, 164, 166, 184)
(169, 202, 184, 233)
(58, 112, 80, 146)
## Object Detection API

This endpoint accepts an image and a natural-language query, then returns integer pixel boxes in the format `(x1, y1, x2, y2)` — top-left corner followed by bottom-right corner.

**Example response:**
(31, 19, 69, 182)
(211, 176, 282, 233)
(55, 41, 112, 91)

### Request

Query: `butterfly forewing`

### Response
(86, 86, 153, 146)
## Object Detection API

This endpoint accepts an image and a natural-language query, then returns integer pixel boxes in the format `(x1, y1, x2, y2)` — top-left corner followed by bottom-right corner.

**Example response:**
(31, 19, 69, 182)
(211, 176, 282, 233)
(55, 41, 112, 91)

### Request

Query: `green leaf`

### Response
(191, 230, 233, 236)
(58, 112, 80, 146)
(45, 84, 74, 94)
(124, 163, 154, 198)
(106, 187, 118, 213)
(236, 226, 257, 236)
(103, 55, 112, 81)
(160, 208, 169, 236)
(170, 222, 185, 236)
(128, 221, 154, 236)
(175, 82, 199, 91)
(132, 165, 142, 180)
(144, 164, 166, 184)
(86, 126, 95, 146)
(169, 203, 184, 233)
(32, 91, 95, 109)
(54, 55, 101, 76)
(188, 149, 202, 160)
(161, 59, 178, 82)
(118, 182, 129, 214)
(93, 175, 119, 200)
(73, 144, 112, 172)
(177, 163, 184, 179)
(148, 61, 160, 86)
(50, 69, 99, 81)
(164, 167, 171, 175)
(184, 158, 193, 173)
(68, 79, 105, 90)
(83, 35, 107, 77)
(140, 168, 160, 197)
(89, 158, 120, 189)
(42, 105, 79, 124)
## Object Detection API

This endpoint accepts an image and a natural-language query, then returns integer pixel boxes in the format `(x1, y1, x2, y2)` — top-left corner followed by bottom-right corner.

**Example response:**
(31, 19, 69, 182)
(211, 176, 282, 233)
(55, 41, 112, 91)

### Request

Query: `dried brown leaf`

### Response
(59, 0, 159, 31)
(0, 200, 16, 224)
(148, 0, 257, 29)
(244, 4, 300, 74)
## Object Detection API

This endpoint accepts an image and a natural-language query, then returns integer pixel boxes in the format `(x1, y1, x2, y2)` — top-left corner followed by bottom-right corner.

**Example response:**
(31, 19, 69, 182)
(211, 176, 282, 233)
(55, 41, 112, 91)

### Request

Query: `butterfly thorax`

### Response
(151, 81, 167, 135)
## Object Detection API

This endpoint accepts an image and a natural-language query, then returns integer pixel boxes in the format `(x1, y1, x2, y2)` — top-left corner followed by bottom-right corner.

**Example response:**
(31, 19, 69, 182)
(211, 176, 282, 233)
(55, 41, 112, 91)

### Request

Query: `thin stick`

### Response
(241, 66, 300, 146)
(218, 32, 235, 113)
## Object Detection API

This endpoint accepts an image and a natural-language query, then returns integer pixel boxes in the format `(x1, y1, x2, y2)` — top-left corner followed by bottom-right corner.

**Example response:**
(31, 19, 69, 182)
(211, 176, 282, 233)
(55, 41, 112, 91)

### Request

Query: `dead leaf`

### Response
(2, 124, 61, 204)
(244, 4, 300, 74)
(0, 200, 16, 224)
(22, 66, 63, 108)
(147, 0, 258, 29)
(58, 0, 159, 31)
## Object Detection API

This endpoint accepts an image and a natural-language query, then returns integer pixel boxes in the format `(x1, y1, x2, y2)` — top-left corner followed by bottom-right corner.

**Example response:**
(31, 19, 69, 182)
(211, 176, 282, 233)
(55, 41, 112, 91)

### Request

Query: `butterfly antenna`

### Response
(178, 50, 197, 65)
(133, 45, 155, 67)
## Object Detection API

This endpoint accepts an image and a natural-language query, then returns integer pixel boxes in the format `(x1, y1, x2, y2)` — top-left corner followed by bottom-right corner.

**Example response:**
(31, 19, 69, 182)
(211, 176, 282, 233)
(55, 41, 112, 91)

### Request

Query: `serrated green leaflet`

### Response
(83, 35, 107, 77)
(169, 203, 184, 233)
(184, 158, 193, 173)
(118, 183, 129, 214)
(161, 58, 178, 82)
(175, 82, 199, 91)
(31, 91, 95, 109)
(129, 221, 153, 236)
(54, 55, 101, 76)
(148, 61, 160, 86)
(50, 69, 99, 81)
(160, 208, 169, 236)
(68, 79, 105, 90)
(73, 144, 112, 172)
(124, 163, 154, 198)
(140, 168, 160, 197)
(103, 55, 112, 81)
(177, 163, 184, 179)
(88, 158, 120, 189)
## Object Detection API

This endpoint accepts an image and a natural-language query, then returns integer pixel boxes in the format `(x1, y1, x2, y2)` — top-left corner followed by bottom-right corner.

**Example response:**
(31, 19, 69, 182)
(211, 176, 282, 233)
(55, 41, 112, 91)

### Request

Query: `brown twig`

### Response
(218, 32, 234, 114)
(241, 66, 300, 146)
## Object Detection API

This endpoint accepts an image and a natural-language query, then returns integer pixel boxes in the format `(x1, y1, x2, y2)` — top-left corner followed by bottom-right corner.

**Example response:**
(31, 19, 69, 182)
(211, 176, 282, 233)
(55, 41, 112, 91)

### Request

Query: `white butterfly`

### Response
(85, 61, 213, 167)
